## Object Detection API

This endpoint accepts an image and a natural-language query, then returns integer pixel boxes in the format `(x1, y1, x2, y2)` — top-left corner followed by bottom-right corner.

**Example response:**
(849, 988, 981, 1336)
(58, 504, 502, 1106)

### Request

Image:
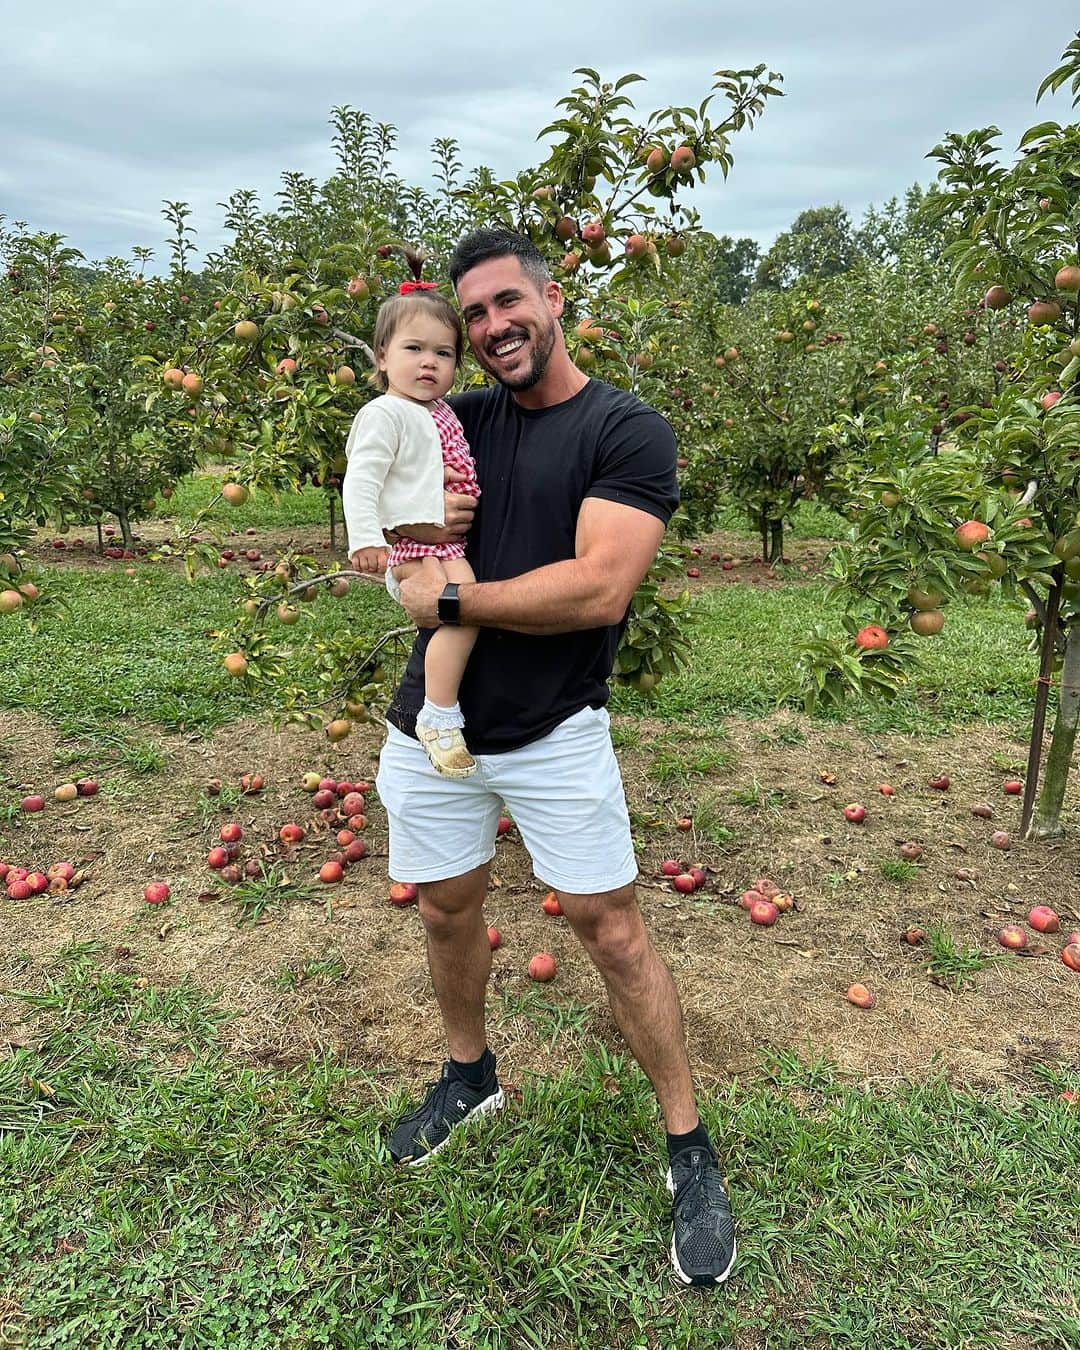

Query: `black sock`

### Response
(448, 1047, 495, 1088)
(667, 1121, 715, 1164)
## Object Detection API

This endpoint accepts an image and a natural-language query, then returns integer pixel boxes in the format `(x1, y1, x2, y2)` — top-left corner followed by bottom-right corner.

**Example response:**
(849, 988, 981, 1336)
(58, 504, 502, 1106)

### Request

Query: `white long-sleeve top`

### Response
(341, 394, 446, 554)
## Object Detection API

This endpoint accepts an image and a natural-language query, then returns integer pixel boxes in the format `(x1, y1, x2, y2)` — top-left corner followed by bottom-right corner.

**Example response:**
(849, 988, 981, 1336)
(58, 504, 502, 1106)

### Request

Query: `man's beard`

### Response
(481, 317, 557, 391)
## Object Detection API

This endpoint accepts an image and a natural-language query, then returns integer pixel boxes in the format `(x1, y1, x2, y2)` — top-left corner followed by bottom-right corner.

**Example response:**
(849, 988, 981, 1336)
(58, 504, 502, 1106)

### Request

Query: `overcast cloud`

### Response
(4, 1, 1078, 269)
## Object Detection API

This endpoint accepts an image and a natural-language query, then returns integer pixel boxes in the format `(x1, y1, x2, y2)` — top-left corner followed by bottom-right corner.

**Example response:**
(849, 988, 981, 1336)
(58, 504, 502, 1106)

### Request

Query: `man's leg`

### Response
(376, 726, 505, 1164)
(417, 863, 492, 1063)
(557, 883, 698, 1133)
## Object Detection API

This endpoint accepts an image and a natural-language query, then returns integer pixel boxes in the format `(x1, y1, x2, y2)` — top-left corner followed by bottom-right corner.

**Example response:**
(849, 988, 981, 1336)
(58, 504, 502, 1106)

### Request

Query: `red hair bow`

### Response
(399, 280, 438, 294)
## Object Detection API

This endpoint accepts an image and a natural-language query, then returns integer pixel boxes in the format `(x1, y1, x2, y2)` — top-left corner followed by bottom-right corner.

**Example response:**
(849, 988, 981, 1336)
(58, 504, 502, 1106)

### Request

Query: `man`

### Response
(374, 227, 735, 1287)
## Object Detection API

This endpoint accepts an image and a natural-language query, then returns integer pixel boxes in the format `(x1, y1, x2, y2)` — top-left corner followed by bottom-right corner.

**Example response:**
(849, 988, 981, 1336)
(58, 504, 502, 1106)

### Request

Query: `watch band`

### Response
(437, 582, 461, 626)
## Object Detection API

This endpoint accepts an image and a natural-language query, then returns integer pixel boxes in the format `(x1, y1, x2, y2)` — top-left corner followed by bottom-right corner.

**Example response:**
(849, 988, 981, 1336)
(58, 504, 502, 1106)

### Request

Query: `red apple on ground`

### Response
(207, 846, 229, 870)
(844, 803, 866, 824)
(496, 816, 513, 837)
(7, 879, 32, 900)
(1028, 906, 1060, 933)
(528, 952, 557, 982)
(47, 862, 75, 883)
(319, 861, 344, 884)
(753, 878, 780, 898)
(749, 899, 779, 926)
(673, 874, 697, 895)
(219, 823, 242, 843)
(991, 831, 1011, 850)
(899, 842, 923, 862)
(1003, 780, 1022, 795)
(26, 872, 49, 894)
(341, 792, 365, 816)
(903, 927, 926, 946)
(144, 882, 171, 905)
(688, 867, 706, 889)
(998, 925, 1027, 950)
(389, 881, 418, 906)
(1062, 944, 1080, 972)
(660, 859, 683, 877)
(312, 789, 335, 809)
(675, 816, 693, 831)
(487, 925, 502, 950)
(278, 824, 304, 845)
(21, 795, 45, 813)
(971, 803, 993, 819)
(878, 784, 895, 796)
(541, 892, 563, 916)
(846, 983, 875, 1009)
(928, 775, 950, 791)
(344, 840, 367, 863)
(336, 829, 355, 847)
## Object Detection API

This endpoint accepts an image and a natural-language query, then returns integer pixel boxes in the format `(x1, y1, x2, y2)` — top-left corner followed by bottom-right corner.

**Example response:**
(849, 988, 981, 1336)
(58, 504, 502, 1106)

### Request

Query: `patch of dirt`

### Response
(1, 708, 1078, 1096)
(678, 528, 831, 589)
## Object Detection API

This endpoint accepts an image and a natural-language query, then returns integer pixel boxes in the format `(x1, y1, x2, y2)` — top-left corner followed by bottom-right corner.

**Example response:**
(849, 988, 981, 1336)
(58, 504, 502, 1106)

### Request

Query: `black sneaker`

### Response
(667, 1147, 736, 1286)
(387, 1063, 504, 1166)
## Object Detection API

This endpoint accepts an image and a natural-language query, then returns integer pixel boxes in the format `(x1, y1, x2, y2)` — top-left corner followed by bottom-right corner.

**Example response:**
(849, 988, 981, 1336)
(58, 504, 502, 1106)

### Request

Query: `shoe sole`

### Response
(666, 1167, 737, 1286)
(402, 1088, 505, 1166)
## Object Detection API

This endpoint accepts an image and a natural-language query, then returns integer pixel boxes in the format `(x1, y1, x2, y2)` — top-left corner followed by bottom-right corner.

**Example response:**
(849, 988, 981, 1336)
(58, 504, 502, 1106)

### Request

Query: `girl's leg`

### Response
(392, 558, 479, 778)
(422, 559, 478, 708)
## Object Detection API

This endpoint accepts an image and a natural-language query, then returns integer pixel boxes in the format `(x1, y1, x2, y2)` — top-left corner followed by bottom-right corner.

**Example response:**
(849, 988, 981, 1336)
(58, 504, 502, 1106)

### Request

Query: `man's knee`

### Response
(561, 886, 650, 975)
(417, 865, 489, 934)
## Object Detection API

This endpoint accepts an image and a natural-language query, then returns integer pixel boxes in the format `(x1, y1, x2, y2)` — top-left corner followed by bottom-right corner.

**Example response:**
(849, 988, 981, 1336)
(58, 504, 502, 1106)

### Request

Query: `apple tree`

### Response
(796, 31, 1080, 841)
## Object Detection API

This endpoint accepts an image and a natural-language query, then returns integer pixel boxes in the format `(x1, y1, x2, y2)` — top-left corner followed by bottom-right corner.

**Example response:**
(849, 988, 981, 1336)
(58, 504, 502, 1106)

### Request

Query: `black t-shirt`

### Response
(385, 378, 679, 754)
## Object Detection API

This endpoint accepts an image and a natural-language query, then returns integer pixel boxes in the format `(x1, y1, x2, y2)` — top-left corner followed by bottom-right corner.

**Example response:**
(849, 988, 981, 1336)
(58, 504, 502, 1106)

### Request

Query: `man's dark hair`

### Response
(449, 227, 551, 292)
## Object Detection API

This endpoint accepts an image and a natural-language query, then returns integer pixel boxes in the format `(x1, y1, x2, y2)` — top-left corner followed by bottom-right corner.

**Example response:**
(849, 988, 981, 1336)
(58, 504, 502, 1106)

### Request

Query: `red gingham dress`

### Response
(386, 399, 480, 568)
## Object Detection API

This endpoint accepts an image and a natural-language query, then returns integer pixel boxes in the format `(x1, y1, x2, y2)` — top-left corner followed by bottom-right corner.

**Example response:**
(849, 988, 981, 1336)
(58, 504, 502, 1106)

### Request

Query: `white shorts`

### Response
(375, 705, 638, 894)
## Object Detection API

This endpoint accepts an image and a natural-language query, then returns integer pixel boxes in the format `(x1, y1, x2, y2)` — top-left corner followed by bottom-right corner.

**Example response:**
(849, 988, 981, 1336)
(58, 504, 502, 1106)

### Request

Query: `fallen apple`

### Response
(496, 816, 513, 837)
(54, 783, 78, 802)
(528, 952, 557, 982)
(903, 926, 926, 946)
(319, 860, 344, 884)
(898, 842, 923, 862)
(344, 840, 367, 863)
(143, 881, 171, 905)
(1028, 905, 1060, 934)
(753, 878, 780, 899)
(541, 892, 563, 916)
(336, 829, 355, 847)
(207, 846, 229, 869)
(278, 823, 304, 844)
(991, 831, 1011, 851)
(846, 983, 875, 1009)
(1003, 780, 1023, 795)
(749, 899, 779, 926)
(389, 881, 418, 906)
(301, 772, 321, 792)
(673, 874, 697, 895)
(660, 859, 683, 877)
(844, 803, 866, 824)
(878, 784, 895, 796)
(21, 795, 45, 813)
(928, 774, 950, 791)
(971, 803, 993, 819)
(997, 924, 1027, 950)
(219, 823, 242, 843)
(487, 925, 502, 950)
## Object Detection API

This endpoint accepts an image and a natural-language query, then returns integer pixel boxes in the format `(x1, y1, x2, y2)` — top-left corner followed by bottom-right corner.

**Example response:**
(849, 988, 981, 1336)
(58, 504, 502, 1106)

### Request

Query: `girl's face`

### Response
(377, 312, 458, 403)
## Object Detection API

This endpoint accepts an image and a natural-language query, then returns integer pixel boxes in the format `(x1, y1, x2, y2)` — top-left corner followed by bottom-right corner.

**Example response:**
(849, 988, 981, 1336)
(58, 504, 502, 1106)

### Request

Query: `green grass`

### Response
(0, 537, 1040, 746)
(0, 565, 399, 740)
(878, 858, 920, 885)
(611, 584, 1038, 736)
(924, 924, 1000, 992)
(153, 475, 337, 530)
(1, 948, 1077, 1348)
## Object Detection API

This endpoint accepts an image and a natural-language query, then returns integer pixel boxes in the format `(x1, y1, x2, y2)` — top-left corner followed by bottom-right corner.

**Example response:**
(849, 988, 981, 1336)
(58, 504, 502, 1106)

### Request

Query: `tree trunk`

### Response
(1020, 579, 1061, 837)
(116, 507, 133, 548)
(96, 520, 104, 555)
(759, 512, 769, 564)
(1027, 624, 1080, 840)
(768, 519, 784, 564)
(328, 490, 337, 551)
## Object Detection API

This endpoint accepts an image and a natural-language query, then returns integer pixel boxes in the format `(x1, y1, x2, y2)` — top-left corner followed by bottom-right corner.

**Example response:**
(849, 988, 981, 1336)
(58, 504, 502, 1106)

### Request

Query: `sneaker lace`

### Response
(399, 1071, 453, 1132)
(675, 1152, 728, 1225)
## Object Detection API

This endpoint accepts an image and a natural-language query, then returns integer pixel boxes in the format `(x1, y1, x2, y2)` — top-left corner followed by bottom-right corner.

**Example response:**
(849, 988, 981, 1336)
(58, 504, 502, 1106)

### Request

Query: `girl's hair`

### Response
(368, 290, 464, 391)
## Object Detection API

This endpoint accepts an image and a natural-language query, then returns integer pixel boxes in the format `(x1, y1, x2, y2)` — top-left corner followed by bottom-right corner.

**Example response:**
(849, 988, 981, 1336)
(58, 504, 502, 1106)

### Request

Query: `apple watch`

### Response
(437, 582, 461, 626)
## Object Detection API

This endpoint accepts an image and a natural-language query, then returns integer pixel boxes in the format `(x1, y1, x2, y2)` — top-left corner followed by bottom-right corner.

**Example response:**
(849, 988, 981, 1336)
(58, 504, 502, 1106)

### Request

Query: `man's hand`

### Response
(398, 555, 449, 628)
(350, 546, 390, 574)
(391, 467, 476, 545)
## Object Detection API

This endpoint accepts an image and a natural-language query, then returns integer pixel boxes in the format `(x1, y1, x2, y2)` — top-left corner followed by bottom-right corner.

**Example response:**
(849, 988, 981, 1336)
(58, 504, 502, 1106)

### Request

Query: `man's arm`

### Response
(398, 497, 666, 634)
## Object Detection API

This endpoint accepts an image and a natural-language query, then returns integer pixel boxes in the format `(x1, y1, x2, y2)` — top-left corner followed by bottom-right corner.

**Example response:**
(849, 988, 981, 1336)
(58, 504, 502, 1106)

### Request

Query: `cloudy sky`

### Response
(4, 1, 1078, 270)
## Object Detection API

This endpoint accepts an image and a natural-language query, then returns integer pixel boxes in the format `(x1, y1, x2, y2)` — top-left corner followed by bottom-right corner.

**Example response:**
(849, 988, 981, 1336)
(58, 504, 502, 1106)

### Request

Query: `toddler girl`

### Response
(342, 282, 480, 778)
